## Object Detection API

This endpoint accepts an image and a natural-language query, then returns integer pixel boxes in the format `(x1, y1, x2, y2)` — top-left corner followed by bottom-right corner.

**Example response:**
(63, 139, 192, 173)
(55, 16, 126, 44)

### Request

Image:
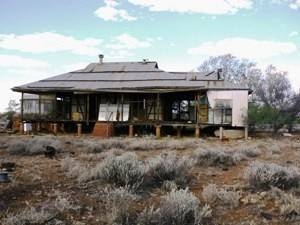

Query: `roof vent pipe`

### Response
(217, 68, 222, 80)
(99, 54, 104, 64)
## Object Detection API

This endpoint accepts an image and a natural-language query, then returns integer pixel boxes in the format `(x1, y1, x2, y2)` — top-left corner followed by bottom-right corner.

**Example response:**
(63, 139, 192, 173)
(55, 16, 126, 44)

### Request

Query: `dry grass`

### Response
(138, 188, 212, 225)
(245, 161, 300, 190)
(102, 186, 137, 225)
(148, 152, 193, 187)
(202, 184, 241, 208)
(2, 191, 78, 225)
(3, 207, 53, 225)
(100, 152, 148, 190)
(7, 136, 61, 155)
(194, 148, 240, 167)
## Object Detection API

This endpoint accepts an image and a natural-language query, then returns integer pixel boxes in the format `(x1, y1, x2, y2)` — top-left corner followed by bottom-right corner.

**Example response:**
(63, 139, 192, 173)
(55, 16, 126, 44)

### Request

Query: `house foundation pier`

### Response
(77, 123, 82, 137)
(155, 125, 161, 138)
(129, 125, 134, 138)
(195, 125, 200, 138)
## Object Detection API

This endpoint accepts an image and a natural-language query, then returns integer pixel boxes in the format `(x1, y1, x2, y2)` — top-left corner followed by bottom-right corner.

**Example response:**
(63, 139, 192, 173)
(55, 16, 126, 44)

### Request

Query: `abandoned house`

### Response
(12, 55, 250, 138)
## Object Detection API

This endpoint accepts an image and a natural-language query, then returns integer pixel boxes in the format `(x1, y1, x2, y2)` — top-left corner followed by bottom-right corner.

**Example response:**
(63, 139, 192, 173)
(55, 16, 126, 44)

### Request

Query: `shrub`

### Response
(137, 189, 212, 225)
(126, 139, 167, 151)
(278, 194, 300, 220)
(194, 148, 238, 167)
(239, 146, 261, 158)
(7, 140, 26, 155)
(101, 152, 147, 190)
(270, 145, 281, 155)
(103, 187, 136, 225)
(54, 191, 79, 212)
(161, 180, 178, 192)
(3, 192, 78, 225)
(61, 157, 83, 178)
(85, 138, 127, 153)
(245, 161, 300, 190)
(202, 184, 240, 208)
(165, 139, 197, 150)
(270, 187, 300, 221)
(61, 157, 102, 183)
(26, 137, 61, 155)
(148, 152, 193, 186)
(126, 139, 196, 151)
(7, 137, 61, 155)
(137, 206, 160, 225)
(240, 221, 259, 225)
(3, 207, 53, 225)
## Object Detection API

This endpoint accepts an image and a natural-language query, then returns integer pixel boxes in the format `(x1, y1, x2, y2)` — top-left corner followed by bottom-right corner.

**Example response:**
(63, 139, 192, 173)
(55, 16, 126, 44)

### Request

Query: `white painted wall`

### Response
(207, 90, 248, 127)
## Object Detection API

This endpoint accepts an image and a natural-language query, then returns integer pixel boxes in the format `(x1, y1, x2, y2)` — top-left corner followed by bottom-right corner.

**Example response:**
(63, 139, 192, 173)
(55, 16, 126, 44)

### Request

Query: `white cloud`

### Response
(289, 31, 299, 37)
(269, 0, 300, 9)
(107, 50, 134, 59)
(62, 62, 90, 72)
(0, 32, 102, 56)
(128, 0, 252, 15)
(289, 0, 300, 9)
(187, 38, 297, 59)
(0, 54, 50, 69)
(94, 0, 137, 21)
(105, 33, 151, 50)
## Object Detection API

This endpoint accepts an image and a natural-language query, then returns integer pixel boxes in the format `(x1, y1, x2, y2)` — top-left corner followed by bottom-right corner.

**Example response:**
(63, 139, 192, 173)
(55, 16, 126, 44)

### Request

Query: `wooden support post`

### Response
(195, 125, 200, 138)
(86, 94, 90, 124)
(37, 122, 41, 132)
(38, 95, 41, 119)
(20, 92, 24, 122)
(244, 126, 248, 140)
(121, 94, 124, 121)
(129, 125, 134, 138)
(53, 123, 57, 135)
(156, 93, 160, 121)
(195, 93, 198, 124)
(219, 127, 223, 140)
(77, 123, 82, 137)
(176, 126, 182, 138)
(155, 125, 161, 138)
(61, 123, 65, 133)
(19, 122, 24, 134)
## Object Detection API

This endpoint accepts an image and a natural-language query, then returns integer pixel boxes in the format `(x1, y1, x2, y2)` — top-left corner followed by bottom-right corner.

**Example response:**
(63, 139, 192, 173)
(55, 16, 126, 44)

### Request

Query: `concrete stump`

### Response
(195, 125, 200, 138)
(77, 123, 82, 137)
(129, 125, 134, 138)
(156, 125, 161, 138)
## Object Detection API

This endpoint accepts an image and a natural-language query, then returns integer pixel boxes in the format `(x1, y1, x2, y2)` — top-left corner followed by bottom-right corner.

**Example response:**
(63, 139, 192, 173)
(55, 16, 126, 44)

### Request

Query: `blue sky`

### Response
(0, 0, 300, 111)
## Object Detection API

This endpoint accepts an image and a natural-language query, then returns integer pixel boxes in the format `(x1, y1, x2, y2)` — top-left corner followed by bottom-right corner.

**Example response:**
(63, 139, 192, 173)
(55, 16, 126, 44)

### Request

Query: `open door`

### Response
(197, 95, 208, 123)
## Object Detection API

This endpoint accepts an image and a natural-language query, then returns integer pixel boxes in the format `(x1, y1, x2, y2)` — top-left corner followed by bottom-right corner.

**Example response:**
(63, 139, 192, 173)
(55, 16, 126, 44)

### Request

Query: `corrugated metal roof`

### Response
(74, 61, 161, 72)
(12, 61, 250, 93)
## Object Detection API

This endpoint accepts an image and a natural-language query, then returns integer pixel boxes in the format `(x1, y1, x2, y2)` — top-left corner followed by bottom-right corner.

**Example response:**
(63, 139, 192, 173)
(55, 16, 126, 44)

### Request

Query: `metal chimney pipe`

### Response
(99, 54, 104, 64)
(217, 68, 222, 80)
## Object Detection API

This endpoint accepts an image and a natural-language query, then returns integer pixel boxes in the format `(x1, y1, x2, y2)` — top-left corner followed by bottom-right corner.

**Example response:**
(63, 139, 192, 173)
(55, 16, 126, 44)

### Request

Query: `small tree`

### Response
(2, 100, 20, 121)
(197, 54, 262, 88)
(249, 65, 296, 133)
(248, 103, 294, 133)
(6, 100, 20, 112)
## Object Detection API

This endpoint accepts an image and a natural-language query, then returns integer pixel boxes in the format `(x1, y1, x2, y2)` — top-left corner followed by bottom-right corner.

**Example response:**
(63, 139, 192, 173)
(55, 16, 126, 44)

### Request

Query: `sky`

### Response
(0, 0, 300, 112)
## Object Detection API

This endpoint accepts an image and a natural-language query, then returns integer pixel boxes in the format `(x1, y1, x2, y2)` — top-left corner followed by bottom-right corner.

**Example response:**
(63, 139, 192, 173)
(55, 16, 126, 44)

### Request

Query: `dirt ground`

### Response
(1, 133, 300, 225)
